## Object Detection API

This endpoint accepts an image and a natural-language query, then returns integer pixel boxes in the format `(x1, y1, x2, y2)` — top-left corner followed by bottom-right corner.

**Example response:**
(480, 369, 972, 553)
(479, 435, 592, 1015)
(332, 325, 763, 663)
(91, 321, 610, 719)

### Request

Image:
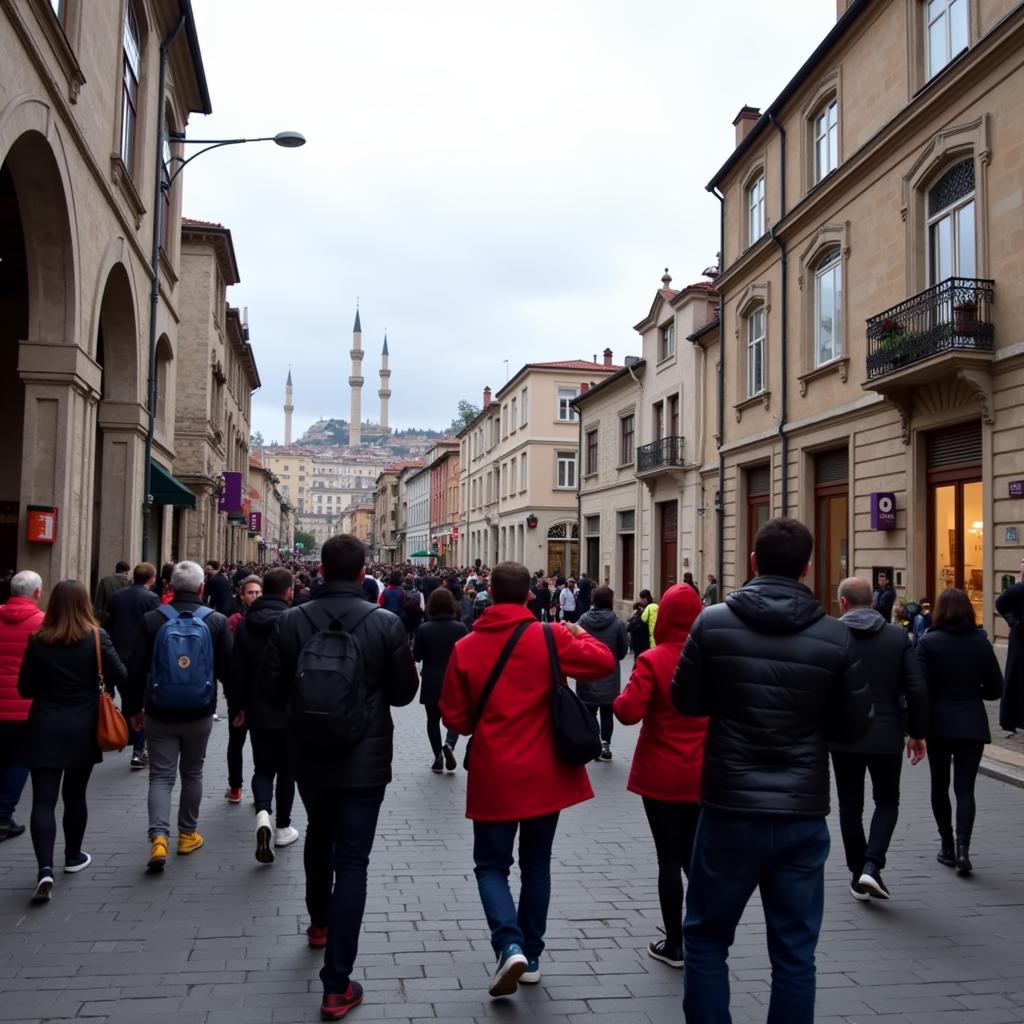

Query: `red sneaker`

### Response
(225, 787, 243, 804)
(307, 925, 328, 949)
(321, 983, 363, 1020)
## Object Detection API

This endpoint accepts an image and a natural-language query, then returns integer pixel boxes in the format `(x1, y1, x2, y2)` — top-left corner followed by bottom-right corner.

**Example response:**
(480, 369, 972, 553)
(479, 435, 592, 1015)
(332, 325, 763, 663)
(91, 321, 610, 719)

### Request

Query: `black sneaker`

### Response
(64, 851, 92, 873)
(442, 742, 457, 771)
(599, 742, 612, 761)
(648, 939, 684, 968)
(32, 868, 54, 903)
(431, 754, 444, 774)
(849, 873, 870, 901)
(858, 862, 890, 900)
(0, 819, 26, 842)
(130, 752, 148, 770)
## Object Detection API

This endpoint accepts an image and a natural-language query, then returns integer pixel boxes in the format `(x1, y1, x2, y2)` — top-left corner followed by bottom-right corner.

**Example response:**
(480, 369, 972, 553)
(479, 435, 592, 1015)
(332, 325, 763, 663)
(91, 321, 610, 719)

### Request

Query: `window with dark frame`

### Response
(121, 5, 141, 176)
(585, 429, 599, 476)
(668, 394, 679, 437)
(620, 413, 635, 465)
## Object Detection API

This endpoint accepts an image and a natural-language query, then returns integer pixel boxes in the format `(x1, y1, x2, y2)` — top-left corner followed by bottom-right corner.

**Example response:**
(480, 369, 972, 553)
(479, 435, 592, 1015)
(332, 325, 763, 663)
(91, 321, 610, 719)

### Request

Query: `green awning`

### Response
(409, 550, 434, 557)
(150, 460, 196, 509)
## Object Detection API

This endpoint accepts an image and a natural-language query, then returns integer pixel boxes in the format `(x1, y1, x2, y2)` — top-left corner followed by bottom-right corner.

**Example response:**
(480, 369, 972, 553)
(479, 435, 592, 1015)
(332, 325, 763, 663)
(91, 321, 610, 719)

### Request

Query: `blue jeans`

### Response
(473, 812, 560, 959)
(683, 808, 830, 1024)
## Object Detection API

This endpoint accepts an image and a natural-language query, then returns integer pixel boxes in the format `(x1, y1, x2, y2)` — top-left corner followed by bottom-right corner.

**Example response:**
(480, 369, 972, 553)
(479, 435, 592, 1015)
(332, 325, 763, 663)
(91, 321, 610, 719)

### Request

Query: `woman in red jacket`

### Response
(441, 562, 614, 999)
(613, 582, 706, 969)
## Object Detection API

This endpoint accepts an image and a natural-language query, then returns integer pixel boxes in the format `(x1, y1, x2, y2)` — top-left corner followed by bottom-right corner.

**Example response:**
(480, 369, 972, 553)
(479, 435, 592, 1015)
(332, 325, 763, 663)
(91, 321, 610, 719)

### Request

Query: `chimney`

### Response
(733, 105, 761, 145)
(483, 386, 492, 408)
(580, 382, 591, 394)
(603, 348, 613, 367)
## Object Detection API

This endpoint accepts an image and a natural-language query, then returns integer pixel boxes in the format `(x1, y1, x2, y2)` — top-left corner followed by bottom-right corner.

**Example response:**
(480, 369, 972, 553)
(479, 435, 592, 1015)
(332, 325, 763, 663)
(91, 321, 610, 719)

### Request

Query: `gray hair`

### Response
(837, 576, 873, 608)
(10, 570, 42, 597)
(171, 560, 205, 593)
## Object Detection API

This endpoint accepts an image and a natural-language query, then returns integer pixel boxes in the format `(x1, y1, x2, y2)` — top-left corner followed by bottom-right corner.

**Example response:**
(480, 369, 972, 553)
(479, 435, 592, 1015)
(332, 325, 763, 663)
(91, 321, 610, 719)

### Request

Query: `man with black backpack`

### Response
(126, 561, 233, 872)
(261, 534, 419, 1021)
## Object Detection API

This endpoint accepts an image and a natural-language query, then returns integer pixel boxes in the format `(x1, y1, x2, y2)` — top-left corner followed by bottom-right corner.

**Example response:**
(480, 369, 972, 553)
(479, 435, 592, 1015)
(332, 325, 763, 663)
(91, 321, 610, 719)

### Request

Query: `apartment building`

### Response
(708, 0, 1024, 632)
(427, 440, 460, 564)
(1, 0, 210, 587)
(402, 464, 430, 564)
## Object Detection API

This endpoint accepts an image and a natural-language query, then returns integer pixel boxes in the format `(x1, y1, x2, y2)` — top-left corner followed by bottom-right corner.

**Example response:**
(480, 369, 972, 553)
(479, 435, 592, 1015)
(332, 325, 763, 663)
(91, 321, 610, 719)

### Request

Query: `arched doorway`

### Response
(0, 124, 76, 585)
(547, 522, 579, 578)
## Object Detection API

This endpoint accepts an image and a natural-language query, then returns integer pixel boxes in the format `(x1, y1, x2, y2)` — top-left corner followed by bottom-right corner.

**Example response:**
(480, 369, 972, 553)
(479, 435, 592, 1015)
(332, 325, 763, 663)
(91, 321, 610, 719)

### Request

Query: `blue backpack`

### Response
(149, 605, 215, 711)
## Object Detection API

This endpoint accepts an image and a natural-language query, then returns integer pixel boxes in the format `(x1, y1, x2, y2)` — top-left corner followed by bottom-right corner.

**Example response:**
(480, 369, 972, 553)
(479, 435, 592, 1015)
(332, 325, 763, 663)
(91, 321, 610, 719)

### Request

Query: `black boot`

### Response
(955, 836, 972, 875)
(937, 833, 955, 867)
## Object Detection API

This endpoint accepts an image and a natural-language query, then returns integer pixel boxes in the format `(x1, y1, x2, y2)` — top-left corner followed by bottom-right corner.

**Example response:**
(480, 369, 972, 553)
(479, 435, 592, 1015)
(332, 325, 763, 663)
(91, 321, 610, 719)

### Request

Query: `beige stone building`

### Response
(340, 501, 374, 545)
(458, 357, 620, 574)
(1, 0, 210, 589)
(574, 272, 718, 612)
(246, 457, 292, 562)
(707, 0, 1024, 635)
(173, 219, 259, 565)
(371, 460, 423, 561)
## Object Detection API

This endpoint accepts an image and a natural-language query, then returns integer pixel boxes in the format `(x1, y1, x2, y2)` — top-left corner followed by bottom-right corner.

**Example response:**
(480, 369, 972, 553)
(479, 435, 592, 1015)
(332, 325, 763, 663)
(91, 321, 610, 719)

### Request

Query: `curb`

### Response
(980, 756, 1024, 790)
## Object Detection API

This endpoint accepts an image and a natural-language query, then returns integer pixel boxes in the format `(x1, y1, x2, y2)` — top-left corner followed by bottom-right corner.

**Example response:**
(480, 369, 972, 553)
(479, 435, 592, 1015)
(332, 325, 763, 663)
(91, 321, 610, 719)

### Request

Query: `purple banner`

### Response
(248, 511, 262, 533)
(870, 492, 896, 530)
(218, 472, 243, 514)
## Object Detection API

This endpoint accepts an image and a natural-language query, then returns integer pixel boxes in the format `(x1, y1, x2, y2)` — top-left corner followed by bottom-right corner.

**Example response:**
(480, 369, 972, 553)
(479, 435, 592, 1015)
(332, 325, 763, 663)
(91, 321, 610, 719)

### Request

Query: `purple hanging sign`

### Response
(870, 492, 896, 530)
(218, 472, 243, 513)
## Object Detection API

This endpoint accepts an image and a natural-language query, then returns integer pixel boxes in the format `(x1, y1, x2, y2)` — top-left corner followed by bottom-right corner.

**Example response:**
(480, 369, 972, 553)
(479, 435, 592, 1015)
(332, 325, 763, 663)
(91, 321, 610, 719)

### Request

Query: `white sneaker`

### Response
(274, 825, 300, 847)
(255, 810, 274, 864)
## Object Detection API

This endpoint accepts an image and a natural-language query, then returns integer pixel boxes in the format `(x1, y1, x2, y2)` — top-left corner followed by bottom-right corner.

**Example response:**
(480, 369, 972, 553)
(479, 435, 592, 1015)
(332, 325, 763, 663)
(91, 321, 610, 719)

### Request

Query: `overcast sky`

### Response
(185, 1, 836, 442)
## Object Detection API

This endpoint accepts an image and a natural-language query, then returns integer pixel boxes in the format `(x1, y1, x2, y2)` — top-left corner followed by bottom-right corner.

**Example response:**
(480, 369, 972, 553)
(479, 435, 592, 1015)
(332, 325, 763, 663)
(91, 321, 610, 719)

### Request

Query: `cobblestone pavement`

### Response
(2, 680, 1024, 1024)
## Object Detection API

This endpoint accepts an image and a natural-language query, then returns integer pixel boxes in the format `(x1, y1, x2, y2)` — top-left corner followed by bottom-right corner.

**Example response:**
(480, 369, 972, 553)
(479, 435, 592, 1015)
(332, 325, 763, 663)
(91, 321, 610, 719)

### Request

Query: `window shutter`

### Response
(814, 448, 849, 485)
(747, 464, 771, 495)
(926, 421, 982, 471)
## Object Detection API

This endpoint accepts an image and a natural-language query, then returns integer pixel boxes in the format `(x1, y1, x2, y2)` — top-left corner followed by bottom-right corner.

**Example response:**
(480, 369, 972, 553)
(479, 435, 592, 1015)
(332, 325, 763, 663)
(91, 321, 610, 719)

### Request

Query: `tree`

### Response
(293, 529, 317, 552)
(250, 430, 265, 448)
(446, 399, 481, 436)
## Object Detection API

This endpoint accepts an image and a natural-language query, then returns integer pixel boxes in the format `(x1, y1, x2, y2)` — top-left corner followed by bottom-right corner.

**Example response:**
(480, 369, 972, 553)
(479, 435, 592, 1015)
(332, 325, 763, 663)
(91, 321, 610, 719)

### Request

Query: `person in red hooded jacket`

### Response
(613, 582, 707, 970)
(0, 570, 45, 841)
(441, 561, 614, 999)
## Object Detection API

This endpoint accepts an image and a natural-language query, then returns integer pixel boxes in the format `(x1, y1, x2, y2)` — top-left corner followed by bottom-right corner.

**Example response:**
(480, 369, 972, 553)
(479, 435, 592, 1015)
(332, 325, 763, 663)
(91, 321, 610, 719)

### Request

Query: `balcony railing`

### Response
(865, 277, 994, 380)
(636, 436, 685, 473)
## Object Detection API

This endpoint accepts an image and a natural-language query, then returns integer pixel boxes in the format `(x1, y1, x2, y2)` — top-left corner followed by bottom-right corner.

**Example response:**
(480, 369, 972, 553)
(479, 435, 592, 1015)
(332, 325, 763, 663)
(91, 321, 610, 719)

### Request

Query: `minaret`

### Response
(349, 305, 363, 447)
(283, 367, 294, 446)
(378, 333, 391, 432)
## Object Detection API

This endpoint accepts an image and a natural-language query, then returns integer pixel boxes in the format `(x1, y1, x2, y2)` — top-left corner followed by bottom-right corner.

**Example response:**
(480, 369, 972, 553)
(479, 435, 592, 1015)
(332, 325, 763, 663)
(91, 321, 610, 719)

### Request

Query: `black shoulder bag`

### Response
(543, 623, 603, 765)
(462, 620, 532, 770)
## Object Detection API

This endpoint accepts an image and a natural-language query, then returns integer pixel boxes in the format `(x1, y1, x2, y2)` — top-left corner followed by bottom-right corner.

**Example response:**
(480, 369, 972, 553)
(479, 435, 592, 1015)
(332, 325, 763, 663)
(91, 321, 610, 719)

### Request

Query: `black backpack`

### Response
(543, 623, 603, 765)
(289, 602, 378, 749)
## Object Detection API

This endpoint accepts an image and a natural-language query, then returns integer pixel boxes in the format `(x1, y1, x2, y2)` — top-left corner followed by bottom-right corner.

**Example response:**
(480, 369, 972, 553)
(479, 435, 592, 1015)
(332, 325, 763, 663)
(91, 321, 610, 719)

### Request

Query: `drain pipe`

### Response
(707, 186, 726, 591)
(768, 112, 789, 516)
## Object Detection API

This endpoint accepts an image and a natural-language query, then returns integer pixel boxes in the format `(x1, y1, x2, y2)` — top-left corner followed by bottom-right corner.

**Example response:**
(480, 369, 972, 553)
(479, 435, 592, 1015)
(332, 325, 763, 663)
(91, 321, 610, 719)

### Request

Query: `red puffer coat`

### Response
(441, 603, 614, 822)
(0, 597, 45, 721)
(613, 584, 707, 803)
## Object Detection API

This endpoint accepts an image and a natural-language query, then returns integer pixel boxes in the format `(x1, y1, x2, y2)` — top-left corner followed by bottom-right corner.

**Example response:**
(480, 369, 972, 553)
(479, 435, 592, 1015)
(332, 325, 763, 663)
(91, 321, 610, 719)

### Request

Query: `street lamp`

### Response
(140, 20, 305, 562)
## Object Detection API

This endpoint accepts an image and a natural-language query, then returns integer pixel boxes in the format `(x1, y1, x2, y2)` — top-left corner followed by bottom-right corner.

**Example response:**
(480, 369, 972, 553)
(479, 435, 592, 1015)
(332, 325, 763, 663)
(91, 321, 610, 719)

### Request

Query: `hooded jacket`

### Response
(227, 594, 292, 730)
(614, 584, 707, 802)
(830, 607, 927, 756)
(575, 607, 628, 704)
(0, 597, 45, 722)
(995, 580, 1024, 732)
(672, 575, 869, 817)
(440, 603, 614, 822)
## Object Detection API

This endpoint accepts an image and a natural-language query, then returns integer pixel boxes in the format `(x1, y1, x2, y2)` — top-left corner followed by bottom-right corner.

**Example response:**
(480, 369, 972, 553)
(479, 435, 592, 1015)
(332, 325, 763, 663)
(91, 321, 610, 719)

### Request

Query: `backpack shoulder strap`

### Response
(158, 605, 179, 623)
(472, 619, 533, 728)
(192, 606, 214, 623)
(299, 599, 377, 635)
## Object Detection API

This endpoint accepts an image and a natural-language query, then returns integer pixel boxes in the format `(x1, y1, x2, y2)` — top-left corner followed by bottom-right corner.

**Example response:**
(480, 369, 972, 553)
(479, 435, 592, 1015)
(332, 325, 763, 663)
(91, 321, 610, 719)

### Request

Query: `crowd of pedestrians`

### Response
(0, 518, 1021, 1022)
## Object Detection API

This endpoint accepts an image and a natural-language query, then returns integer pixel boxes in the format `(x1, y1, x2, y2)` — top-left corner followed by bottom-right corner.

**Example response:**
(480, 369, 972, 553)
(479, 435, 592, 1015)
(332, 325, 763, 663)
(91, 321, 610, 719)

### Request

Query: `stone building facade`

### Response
(427, 440, 460, 564)
(708, 0, 1024, 634)
(0, 0, 210, 590)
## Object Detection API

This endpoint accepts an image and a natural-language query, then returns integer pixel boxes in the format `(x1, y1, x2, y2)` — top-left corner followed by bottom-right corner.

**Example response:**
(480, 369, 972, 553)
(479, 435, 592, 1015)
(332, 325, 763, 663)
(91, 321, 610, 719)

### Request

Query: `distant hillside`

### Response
(298, 419, 446, 447)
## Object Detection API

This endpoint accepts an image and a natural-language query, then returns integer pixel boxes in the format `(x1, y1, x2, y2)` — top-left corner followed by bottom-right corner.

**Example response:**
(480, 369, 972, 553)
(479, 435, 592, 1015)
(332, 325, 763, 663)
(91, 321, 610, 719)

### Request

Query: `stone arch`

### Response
(155, 333, 173, 436)
(95, 262, 140, 403)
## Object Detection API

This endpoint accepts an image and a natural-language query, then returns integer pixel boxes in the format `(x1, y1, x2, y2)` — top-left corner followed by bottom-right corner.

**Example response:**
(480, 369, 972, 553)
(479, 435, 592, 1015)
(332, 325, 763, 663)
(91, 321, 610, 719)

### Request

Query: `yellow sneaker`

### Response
(177, 831, 204, 855)
(148, 835, 168, 871)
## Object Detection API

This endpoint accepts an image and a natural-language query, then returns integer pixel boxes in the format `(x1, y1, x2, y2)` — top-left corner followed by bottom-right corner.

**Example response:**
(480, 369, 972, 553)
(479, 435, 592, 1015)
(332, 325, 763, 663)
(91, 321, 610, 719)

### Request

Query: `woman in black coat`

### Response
(995, 565, 1024, 734)
(577, 585, 629, 760)
(413, 587, 468, 773)
(916, 587, 1003, 875)
(18, 580, 126, 902)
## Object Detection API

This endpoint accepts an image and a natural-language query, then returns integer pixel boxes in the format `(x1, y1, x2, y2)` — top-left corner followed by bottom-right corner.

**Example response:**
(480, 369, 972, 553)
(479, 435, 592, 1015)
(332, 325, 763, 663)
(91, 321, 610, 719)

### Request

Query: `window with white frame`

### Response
(926, 0, 968, 80)
(521, 387, 528, 425)
(520, 451, 527, 490)
(501, 406, 508, 438)
(556, 451, 577, 489)
(510, 458, 517, 493)
(659, 322, 675, 361)
(746, 306, 766, 397)
(510, 397, 517, 430)
(814, 248, 842, 365)
(557, 387, 578, 421)
(747, 173, 765, 243)
(120, 5, 141, 175)
(813, 99, 838, 183)
(927, 157, 975, 283)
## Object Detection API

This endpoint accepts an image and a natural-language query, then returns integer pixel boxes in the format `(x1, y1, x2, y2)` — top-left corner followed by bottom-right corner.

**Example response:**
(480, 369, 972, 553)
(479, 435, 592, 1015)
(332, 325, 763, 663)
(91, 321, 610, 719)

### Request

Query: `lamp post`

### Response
(141, 33, 304, 562)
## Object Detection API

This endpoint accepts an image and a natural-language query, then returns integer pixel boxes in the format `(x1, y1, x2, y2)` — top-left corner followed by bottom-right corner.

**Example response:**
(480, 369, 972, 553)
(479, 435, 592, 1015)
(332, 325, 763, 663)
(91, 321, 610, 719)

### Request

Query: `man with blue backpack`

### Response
(262, 534, 419, 1021)
(126, 561, 233, 872)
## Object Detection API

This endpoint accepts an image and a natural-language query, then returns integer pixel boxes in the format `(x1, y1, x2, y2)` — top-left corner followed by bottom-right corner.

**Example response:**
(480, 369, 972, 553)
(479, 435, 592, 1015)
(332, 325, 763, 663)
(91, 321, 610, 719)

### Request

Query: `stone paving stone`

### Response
(1, 683, 1023, 1022)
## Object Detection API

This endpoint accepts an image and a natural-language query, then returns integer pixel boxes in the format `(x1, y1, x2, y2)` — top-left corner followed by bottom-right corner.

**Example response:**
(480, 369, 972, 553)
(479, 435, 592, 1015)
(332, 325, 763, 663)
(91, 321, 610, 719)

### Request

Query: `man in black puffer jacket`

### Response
(831, 576, 927, 904)
(261, 534, 418, 1020)
(672, 517, 869, 1024)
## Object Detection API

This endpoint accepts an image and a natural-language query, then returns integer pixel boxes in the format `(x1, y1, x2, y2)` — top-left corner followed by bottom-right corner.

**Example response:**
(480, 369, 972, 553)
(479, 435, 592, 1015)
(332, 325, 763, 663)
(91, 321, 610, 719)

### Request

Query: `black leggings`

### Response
(227, 720, 248, 789)
(30, 765, 93, 871)
(642, 797, 701, 948)
(927, 738, 984, 841)
(424, 705, 459, 757)
(586, 703, 614, 743)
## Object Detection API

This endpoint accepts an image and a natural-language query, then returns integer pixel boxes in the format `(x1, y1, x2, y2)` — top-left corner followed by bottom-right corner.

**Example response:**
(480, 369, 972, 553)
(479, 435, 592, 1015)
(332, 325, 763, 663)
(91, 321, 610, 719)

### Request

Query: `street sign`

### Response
(1009, 480, 1024, 498)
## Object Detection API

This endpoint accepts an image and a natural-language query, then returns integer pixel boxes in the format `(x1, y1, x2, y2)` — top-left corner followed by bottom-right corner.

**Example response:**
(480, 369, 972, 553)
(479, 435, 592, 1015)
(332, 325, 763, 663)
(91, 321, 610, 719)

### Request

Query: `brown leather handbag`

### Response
(95, 629, 129, 752)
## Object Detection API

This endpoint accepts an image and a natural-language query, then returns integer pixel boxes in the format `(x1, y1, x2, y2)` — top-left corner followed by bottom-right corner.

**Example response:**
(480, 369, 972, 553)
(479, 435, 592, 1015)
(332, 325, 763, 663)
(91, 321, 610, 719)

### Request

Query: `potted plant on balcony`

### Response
(876, 318, 912, 368)
(526, 513, 538, 529)
(953, 298, 978, 335)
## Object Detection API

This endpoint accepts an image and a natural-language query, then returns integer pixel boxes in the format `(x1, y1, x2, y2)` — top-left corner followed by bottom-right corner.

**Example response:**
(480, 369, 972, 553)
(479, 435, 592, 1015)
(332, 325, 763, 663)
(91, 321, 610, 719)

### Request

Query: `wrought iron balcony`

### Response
(636, 436, 685, 474)
(865, 277, 994, 380)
